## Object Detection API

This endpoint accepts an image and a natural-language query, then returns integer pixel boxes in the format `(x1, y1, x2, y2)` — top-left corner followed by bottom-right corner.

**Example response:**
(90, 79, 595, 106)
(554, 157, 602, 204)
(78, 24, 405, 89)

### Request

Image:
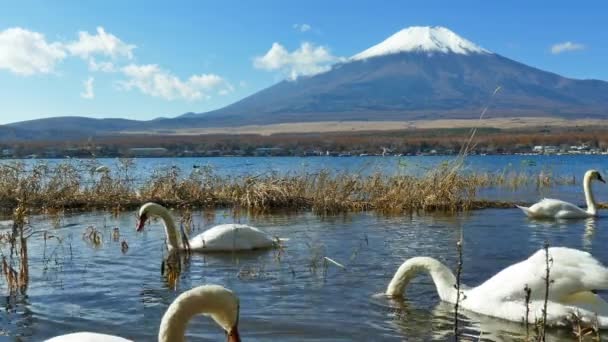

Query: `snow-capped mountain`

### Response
(7, 26, 608, 137)
(351, 26, 489, 60)
(178, 26, 607, 126)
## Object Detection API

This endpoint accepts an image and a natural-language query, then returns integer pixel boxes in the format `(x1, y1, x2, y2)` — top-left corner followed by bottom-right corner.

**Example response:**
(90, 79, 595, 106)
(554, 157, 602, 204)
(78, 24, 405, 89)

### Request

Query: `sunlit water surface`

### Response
(2, 155, 608, 341)
(1, 208, 608, 341)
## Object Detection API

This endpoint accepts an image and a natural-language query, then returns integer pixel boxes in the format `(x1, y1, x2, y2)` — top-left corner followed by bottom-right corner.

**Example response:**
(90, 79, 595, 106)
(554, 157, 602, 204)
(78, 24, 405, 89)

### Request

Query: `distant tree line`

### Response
(2, 126, 608, 158)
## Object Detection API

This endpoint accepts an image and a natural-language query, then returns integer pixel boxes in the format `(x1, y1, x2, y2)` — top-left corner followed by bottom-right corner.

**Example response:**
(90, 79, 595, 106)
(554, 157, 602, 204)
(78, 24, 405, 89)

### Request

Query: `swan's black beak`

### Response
(227, 326, 241, 342)
(136, 213, 148, 232)
(599, 174, 606, 183)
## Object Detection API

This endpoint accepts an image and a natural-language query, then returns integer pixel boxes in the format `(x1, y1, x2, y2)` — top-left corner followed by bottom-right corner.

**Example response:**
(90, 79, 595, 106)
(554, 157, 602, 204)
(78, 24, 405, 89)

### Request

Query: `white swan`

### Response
(92, 165, 110, 174)
(136, 202, 279, 252)
(386, 247, 608, 327)
(45, 284, 241, 342)
(517, 169, 605, 219)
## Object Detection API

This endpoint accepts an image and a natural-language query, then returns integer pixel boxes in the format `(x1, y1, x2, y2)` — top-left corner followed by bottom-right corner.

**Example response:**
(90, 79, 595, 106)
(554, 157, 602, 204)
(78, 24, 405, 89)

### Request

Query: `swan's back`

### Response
(472, 247, 608, 302)
(45, 332, 132, 342)
(190, 224, 275, 251)
(519, 198, 589, 219)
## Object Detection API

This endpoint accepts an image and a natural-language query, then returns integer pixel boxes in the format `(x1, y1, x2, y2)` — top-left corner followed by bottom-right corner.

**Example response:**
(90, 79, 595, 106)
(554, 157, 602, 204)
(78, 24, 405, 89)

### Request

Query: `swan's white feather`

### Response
(465, 247, 608, 326)
(472, 299, 608, 327)
(517, 198, 590, 219)
(138, 203, 280, 252)
(188, 224, 276, 251)
(471, 247, 608, 301)
(391, 247, 608, 327)
(47, 285, 240, 342)
(518, 169, 604, 219)
(45, 332, 132, 342)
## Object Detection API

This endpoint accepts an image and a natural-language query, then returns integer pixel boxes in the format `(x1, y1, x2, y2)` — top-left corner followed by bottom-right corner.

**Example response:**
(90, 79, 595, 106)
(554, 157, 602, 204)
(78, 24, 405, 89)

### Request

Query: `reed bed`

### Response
(0, 160, 580, 215)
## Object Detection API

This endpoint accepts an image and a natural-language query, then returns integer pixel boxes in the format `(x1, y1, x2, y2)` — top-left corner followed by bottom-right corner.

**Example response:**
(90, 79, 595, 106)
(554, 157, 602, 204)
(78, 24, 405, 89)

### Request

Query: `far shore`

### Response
(120, 117, 608, 136)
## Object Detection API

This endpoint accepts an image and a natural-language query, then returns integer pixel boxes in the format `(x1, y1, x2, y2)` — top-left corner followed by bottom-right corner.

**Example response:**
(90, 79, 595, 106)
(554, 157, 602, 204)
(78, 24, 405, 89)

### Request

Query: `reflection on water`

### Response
(583, 218, 597, 250)
(1, 208, 608, 340)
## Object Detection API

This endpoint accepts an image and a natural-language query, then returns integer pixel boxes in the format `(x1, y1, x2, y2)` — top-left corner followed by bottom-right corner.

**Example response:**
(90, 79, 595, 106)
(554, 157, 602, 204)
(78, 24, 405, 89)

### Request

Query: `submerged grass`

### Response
(0, 159, 580, 216)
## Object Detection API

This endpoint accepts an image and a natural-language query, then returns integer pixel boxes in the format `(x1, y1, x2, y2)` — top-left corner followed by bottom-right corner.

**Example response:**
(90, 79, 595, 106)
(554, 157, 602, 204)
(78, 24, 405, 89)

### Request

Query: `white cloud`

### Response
(188, 74, 224, 89)
(67, 26, 135, 59)
(80, 77, 95, 99)
(551, 41, 585, 54)
(0, 27, 67, 75)
(0, 26, 134, 75)
(0, 26, 231, 103)
(254, 42, 342, 80)
(293, 24, 312, 32)
(218, 83, 235, 95)
(118, 63, 232, 100)
(88, 58, 116, 72)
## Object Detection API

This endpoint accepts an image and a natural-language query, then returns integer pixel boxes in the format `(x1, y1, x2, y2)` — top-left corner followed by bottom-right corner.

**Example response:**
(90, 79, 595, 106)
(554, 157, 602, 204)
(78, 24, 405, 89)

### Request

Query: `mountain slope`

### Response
(189, 50, 608, 125)
(8, 116, 144, 133)
(5, 26, 608, 138)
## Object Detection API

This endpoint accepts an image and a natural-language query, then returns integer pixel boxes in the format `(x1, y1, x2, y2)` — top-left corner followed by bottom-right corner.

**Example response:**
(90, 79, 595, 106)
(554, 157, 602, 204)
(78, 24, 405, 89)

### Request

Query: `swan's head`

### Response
(136, 202, 166, 232)
(201, 285, 240, 342)
(586, 169, 605, 184)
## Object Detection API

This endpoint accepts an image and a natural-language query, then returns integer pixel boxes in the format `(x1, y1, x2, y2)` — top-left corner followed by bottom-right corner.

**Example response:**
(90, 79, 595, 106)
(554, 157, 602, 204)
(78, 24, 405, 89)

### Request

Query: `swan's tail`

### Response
(516, 205, 534, 217)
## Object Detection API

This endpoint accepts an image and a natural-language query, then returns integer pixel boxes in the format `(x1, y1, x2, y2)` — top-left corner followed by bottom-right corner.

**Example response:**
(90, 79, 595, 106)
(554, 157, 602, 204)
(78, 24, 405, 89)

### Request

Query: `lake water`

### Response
(4, 154, 608, 178)
(2, 155, 608, 341)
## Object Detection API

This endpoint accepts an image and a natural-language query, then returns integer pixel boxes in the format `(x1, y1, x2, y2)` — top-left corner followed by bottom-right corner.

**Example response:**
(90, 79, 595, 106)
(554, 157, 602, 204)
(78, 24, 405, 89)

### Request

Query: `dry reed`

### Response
(0, 159, 580, 215)
(0, 201, 30, 295)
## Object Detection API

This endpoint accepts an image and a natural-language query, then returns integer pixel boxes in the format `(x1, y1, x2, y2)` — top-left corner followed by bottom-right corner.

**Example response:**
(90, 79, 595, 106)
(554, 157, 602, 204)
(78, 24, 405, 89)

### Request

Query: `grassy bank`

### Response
(0, 160, 583, 215)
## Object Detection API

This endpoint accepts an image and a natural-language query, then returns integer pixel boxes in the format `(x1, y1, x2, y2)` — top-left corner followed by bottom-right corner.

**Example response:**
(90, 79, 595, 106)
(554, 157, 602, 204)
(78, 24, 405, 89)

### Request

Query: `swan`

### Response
(517, 169, 605, 219)
(386, 247, 608, 327)
(45, 284, 241, 342)
(136, 202, 279, 252)
(92, 165, 110, 174)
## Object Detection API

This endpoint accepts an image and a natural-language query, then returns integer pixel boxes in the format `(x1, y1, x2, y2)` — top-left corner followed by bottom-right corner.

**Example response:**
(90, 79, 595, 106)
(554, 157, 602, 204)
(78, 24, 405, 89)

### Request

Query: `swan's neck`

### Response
(584, 174, 597, 215)
(158, 285, 238, 342)
(386, 257, 459, 303)
(153, 207, 180, 250)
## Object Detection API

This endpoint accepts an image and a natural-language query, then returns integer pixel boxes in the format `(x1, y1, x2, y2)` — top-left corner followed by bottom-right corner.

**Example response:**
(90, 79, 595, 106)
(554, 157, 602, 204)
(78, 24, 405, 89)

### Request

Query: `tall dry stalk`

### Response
(1, 200, 30, 295)
(524, 284, 532, 340)
(540, 241, 551, 342)
(453, 238, 463, 339)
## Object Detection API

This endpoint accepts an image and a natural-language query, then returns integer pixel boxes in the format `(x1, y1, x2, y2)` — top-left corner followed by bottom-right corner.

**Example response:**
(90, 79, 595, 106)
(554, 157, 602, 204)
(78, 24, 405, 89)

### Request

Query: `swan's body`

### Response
(517, 169, 604, 219)
(92, 165, 110, 174)
(387, 247, 608, 327)
(137, 202, 278, 252)
(46, 284, 241, 342)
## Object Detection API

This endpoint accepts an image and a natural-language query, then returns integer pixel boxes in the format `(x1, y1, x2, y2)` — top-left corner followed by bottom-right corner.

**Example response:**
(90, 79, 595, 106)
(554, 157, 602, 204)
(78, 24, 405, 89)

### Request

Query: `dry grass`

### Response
(0, 159, 577, 215)
(0, 202, 30, 295)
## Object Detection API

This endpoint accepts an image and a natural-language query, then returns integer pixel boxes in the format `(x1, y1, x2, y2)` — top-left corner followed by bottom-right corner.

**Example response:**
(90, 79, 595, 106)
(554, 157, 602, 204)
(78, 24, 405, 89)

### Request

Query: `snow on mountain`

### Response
(351, 26, 490, 60)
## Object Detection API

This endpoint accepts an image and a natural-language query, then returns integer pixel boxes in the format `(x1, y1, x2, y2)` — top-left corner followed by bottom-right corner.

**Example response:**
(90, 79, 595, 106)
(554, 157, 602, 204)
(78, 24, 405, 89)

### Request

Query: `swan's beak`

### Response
(136, 214, 148, 232)
(599, 175, 606, 183)
(227, 326, 240, 342)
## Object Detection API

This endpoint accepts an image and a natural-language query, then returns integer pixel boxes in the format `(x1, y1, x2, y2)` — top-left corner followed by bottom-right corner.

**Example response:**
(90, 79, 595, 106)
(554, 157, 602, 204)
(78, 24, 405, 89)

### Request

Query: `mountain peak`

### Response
(351, 26, 490, 60)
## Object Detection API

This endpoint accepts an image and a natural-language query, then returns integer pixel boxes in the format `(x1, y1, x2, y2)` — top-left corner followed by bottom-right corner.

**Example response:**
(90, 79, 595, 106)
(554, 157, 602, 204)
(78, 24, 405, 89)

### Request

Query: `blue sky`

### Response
(1, 0, 606, 124)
